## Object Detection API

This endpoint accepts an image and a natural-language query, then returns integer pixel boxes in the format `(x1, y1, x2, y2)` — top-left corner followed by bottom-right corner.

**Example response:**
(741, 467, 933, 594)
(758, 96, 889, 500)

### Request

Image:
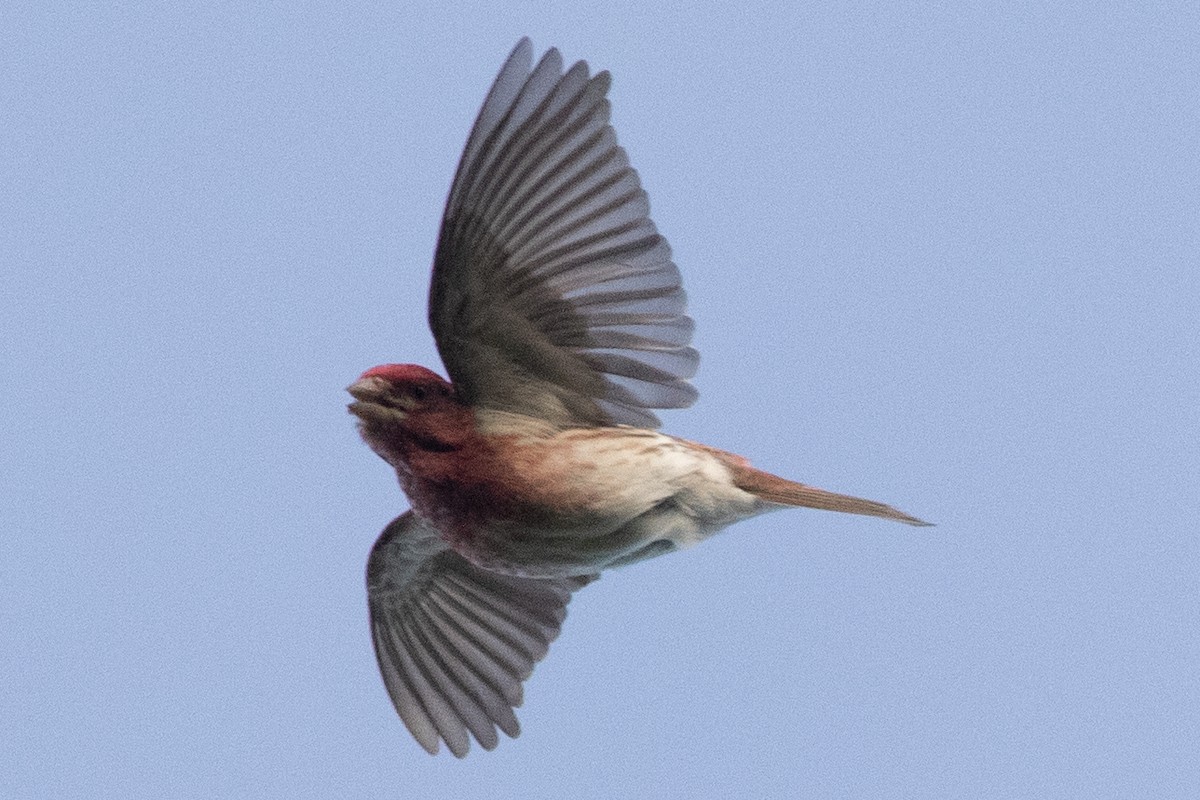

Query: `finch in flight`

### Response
(348, 38, 928, 757)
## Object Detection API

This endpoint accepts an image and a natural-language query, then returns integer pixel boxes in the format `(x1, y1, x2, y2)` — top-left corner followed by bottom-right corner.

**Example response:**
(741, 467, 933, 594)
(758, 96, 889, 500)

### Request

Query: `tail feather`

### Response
(678, 437, 931, 526)
(730, 462, 931, 527)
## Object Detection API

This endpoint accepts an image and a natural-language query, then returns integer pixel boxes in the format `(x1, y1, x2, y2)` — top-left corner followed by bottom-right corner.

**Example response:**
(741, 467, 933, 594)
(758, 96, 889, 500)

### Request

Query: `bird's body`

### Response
(352, 364, 923, 579)
(406, 426, 758, 576)
(348, 39, 928, 757)
(356, 381, 759, 576)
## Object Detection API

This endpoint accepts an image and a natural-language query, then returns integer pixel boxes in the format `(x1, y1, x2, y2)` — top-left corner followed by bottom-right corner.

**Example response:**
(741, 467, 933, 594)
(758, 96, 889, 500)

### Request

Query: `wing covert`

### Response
(429, 38, 698, 428)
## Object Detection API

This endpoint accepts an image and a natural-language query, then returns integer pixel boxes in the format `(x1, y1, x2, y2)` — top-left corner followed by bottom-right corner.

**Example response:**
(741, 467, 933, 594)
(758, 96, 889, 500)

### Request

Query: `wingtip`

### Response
(511, 36, 533, 59)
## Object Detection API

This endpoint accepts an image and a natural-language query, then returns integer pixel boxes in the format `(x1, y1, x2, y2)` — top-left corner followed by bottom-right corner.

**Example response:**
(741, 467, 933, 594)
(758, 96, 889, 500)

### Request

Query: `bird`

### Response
(347, 37, 929, 758)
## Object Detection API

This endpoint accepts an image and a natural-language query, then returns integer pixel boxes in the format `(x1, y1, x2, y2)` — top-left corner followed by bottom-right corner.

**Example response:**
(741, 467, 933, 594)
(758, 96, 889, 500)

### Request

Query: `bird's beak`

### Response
(347, 375, 388, 403)
(347, 376, 406, 423)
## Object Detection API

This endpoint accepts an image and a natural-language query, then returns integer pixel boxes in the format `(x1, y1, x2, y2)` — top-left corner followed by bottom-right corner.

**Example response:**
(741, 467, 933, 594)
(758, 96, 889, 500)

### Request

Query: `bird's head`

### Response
(348, 364, 472, 461)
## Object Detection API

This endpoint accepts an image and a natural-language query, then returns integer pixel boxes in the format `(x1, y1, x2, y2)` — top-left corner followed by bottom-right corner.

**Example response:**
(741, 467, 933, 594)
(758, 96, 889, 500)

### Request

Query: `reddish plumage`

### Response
(347, 39, 929, 758)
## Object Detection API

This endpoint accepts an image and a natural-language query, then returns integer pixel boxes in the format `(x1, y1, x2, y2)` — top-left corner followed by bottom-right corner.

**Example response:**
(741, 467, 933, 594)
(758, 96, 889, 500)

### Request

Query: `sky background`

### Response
(4, 2, 1198, 798)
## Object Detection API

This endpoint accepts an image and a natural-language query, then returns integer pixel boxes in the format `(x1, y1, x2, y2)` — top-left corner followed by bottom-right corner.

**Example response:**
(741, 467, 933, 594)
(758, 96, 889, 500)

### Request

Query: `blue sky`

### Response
(4, 2, 1197, 798)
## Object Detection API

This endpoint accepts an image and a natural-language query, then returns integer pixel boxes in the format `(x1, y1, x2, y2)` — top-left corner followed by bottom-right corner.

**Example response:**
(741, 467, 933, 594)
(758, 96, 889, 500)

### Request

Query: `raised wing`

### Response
(366, 512, 593, 757)
(429, 38, 698, 429)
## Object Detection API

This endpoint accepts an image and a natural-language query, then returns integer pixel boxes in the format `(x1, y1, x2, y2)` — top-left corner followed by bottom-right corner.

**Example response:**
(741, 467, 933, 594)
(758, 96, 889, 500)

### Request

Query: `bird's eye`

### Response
(410, 385, 427, 401)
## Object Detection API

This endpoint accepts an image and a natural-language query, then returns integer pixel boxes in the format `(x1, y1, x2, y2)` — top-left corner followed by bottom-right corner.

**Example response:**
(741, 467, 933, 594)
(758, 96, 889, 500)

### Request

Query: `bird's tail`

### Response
(747, 472, 930, 525)
(680, 437, 932, 526)
(724, 456, 930, 526)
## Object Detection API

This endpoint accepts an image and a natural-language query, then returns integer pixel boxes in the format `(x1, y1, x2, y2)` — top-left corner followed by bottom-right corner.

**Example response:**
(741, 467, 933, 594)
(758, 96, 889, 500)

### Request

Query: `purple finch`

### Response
(348, 38, 928, 757)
